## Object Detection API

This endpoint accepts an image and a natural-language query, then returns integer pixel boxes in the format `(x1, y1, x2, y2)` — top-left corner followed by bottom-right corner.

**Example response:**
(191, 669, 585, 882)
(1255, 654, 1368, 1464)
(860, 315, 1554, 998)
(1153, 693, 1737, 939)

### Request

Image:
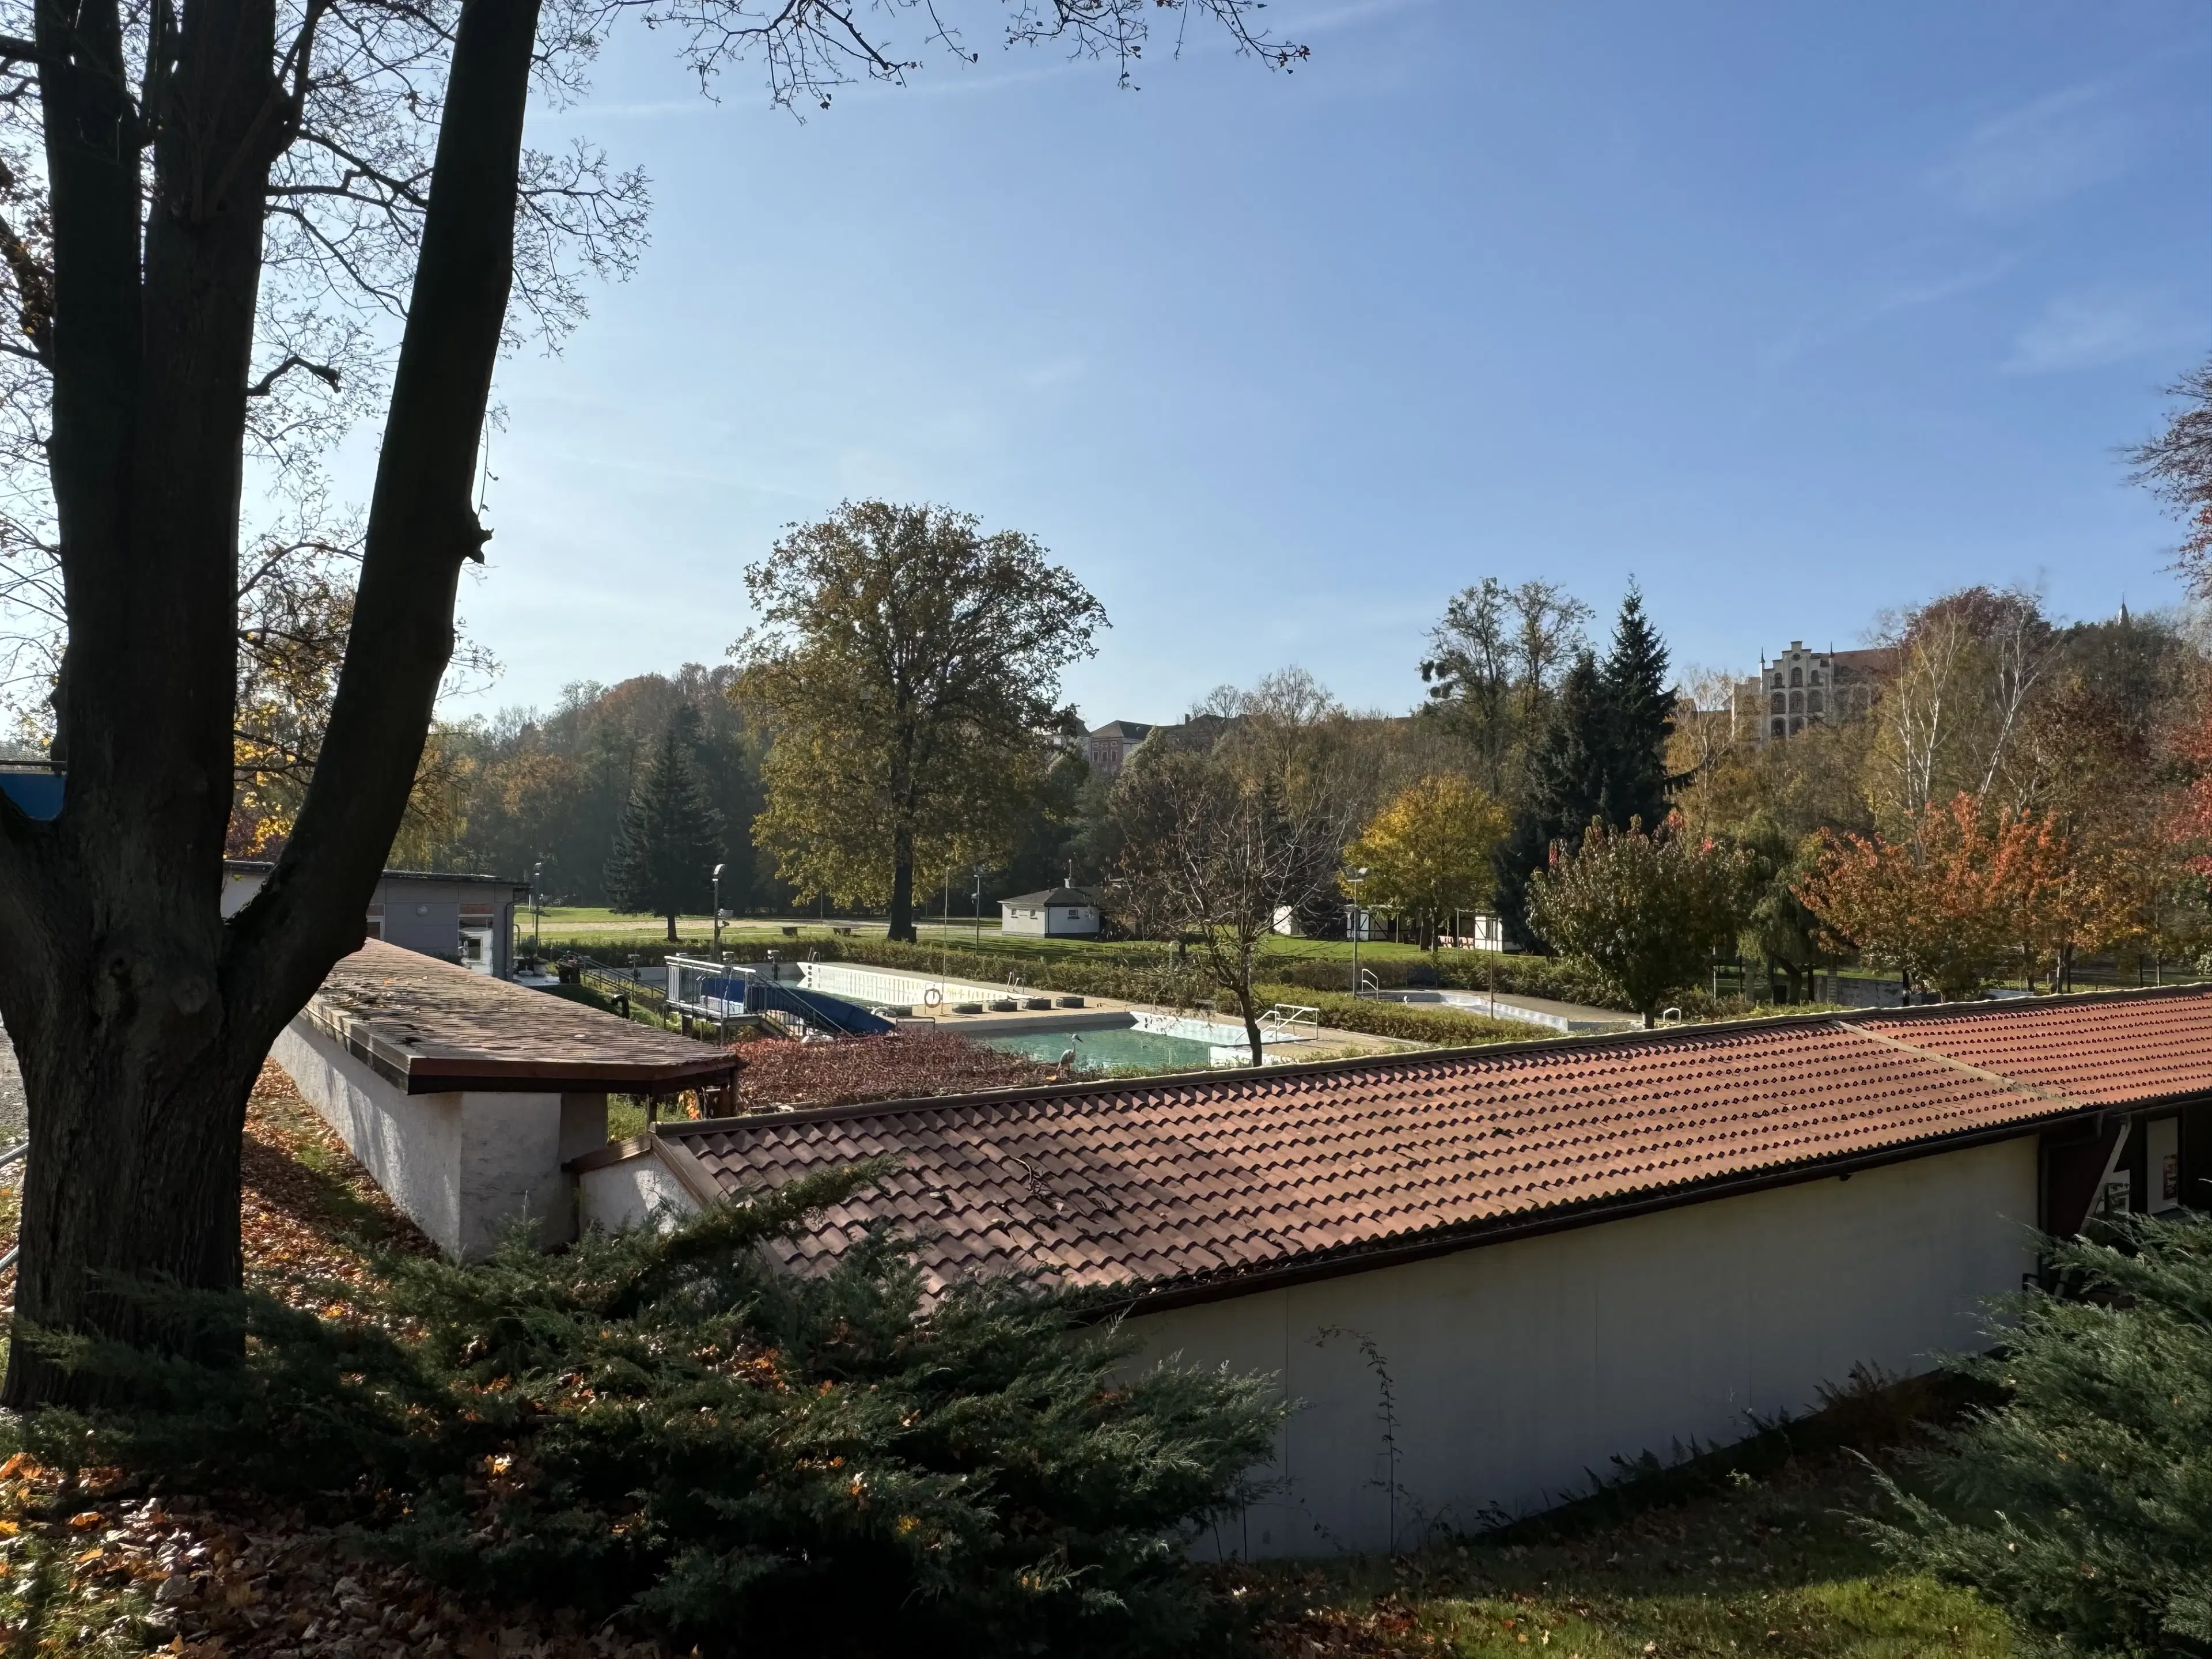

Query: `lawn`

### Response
(1224, 1403, 2015, 1659)
(522, 906, 1461, 967)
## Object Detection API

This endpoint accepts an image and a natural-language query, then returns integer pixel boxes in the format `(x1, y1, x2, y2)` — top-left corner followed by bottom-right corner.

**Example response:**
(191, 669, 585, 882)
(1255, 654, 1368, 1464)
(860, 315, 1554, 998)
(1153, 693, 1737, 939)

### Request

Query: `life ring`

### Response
(922, 986, 944, 1009)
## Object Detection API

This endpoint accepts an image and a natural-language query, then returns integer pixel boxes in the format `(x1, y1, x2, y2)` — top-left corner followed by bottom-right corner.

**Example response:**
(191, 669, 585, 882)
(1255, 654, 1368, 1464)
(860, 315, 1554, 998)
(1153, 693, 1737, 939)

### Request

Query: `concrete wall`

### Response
(1134, 1135, 2040, 1559)
(578, 1152, 702, 1235)
(271, 1020, 607, 1259)
(800, 962, 1009, 1007)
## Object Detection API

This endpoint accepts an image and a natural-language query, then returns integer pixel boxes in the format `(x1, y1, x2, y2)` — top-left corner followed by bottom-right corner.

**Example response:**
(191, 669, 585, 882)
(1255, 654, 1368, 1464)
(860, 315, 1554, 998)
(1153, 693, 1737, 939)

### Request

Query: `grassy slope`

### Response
(1226, 1396, 2014, 1659)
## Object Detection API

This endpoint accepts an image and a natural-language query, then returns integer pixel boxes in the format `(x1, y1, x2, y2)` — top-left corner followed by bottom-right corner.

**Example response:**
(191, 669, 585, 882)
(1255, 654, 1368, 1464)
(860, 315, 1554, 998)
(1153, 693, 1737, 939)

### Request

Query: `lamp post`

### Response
(1347, 866, 1369, 997)
(531, 861, 544, 956)
(711, 863, 725, 952)
(972, 866, 985, 950)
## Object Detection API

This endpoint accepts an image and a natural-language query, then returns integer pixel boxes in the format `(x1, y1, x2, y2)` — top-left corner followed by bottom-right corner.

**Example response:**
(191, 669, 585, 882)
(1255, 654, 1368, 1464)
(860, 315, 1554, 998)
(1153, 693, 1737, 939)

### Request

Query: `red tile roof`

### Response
(660, 987, 2212, 1306)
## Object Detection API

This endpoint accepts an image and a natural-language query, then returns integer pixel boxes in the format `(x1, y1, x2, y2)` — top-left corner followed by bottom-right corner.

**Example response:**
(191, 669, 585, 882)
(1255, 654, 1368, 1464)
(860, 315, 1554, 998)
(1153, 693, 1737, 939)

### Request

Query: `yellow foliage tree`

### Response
(1344, 774, 1512, 950)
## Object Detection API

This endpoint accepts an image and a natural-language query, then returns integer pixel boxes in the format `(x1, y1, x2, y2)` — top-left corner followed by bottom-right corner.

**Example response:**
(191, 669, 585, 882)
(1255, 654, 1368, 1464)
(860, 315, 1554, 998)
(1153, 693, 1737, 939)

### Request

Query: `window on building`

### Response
(1770, 719, 1785, 737)
(1770, 692, 1785, 714)
(1808, 690, 1824, 714)
(1789, 717, 1803, 734)
(1810, 669, 1823, 685)
(1789, 690, 1802, 713)
(1790, 666, 1802, 688)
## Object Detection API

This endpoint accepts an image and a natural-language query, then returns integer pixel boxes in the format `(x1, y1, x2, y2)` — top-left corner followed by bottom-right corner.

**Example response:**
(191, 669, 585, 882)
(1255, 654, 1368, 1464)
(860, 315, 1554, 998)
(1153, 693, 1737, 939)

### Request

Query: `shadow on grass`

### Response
(1214, 1369, 2016, 1659)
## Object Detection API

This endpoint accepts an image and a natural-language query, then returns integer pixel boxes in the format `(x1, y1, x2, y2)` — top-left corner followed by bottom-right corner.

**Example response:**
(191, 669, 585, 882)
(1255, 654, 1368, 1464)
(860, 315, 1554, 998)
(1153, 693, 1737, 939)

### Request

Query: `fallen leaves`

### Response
(0, 1065, 676, 1657)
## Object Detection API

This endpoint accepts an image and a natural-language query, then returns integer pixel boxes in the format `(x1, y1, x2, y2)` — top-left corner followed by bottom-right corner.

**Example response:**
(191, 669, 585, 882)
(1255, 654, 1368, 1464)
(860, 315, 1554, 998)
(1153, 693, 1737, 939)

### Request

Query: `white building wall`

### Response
(1134, 1135, 2039, 1558)
(270, 1020, 606, 1259)
(578, 1153, 702, 1235)
(800, 963, 1008, 1006)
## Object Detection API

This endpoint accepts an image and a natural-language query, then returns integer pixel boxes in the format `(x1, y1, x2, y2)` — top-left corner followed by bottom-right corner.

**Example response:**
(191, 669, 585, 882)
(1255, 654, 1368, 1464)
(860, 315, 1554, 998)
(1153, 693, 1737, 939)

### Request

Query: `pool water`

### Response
(979, 1027, 1223, 1073)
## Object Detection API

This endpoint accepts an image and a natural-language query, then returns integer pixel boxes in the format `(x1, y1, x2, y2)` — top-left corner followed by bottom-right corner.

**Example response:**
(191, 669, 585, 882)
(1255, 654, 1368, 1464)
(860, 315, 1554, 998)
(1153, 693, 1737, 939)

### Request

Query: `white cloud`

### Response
(1931, 77, 2142, 218)
(2005, 286, 2202, 374)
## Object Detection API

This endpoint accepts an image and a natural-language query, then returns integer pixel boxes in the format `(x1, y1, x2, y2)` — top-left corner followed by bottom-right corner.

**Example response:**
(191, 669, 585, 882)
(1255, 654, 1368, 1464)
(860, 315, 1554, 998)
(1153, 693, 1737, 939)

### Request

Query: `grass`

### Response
(1224, 1381, 2017, 1659)
(521, 908, 1459, 964)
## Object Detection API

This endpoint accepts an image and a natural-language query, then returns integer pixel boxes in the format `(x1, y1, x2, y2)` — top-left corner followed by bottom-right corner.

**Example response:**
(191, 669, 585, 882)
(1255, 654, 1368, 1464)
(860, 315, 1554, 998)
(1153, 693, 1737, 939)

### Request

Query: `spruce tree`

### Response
(1494, 652, 1613, 948)
(1598, 582, 1676, 831)
(605, 707, 726, 941)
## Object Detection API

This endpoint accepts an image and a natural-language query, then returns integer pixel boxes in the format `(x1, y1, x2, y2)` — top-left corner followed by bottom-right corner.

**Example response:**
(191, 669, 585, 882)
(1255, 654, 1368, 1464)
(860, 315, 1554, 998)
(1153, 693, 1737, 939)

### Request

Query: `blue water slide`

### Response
(740, 975, 893, 1037)
(0, 770, 62, 821)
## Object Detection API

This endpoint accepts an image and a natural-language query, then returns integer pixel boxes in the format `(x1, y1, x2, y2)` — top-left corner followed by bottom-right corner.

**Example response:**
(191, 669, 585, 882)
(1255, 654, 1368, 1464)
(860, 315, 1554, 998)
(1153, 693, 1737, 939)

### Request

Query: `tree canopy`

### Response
(1525, 817, 1748, 1026)
(736, 502, 1105, 942)
(1344, 774, 1510, 951)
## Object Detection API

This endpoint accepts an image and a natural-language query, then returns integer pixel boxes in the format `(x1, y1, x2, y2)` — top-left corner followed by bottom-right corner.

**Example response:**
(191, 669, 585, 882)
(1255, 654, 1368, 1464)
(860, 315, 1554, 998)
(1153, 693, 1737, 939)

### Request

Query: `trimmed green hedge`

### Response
(1246, 986, 1547, 1047)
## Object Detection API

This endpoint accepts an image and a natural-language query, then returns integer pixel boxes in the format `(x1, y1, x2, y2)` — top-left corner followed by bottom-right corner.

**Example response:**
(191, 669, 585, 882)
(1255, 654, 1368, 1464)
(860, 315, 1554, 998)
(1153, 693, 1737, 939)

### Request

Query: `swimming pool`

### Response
(979, 1028, 1223, 1072)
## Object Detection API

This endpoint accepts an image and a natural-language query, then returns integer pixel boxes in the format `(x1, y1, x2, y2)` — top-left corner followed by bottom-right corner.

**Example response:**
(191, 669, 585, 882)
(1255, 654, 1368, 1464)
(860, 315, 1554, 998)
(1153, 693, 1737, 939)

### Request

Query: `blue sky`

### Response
(426, 0, 2211, 728)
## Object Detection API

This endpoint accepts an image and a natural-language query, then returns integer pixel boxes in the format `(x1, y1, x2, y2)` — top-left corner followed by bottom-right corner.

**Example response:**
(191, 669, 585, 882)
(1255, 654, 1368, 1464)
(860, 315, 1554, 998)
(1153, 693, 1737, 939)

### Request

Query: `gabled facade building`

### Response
(1083, 719, 1155, 781)
(1734, 641, 1891, 743)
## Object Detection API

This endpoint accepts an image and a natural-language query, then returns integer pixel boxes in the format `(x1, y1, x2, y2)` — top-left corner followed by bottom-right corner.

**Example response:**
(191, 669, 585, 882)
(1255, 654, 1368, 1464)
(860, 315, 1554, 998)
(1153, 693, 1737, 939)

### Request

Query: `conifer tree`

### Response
(1599, 582, 1676, 830)
(1872, 1211, 2212, 1655)
(1495, 652, 1613, 947)
(605, 707, 726, 941)
(1493, 592, 1680, 949)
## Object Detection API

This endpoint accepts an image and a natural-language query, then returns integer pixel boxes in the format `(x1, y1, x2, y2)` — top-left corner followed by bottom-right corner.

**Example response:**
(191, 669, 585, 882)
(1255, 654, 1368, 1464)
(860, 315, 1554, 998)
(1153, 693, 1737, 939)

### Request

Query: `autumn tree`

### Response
(1865, 588, 2054, 820)
(1419, 577, 1592, 797)
(1525, 816, 1748, 1028)
(1344, 774, 1510, 951)
(1793, 793, 2104, 1001)
(0, 0, 1303, 1407)
(737, 502, 1104, 942)
(1108, 747, 1349, 1065)
(605, 707, 725, 941)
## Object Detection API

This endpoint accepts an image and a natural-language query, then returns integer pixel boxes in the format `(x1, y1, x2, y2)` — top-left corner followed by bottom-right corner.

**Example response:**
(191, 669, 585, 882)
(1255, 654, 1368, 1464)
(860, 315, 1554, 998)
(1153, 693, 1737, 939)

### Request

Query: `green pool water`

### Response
(978, 1027, 1221, 1072)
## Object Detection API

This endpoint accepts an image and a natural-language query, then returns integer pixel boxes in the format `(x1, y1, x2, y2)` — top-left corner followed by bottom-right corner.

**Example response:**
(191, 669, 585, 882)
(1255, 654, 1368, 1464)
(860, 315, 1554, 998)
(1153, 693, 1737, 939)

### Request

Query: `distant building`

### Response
(1084, 720, 1155, 781)
(222, 861, 531, 978)
(1734, 641, 1891, 743)
(999, 887, 1101, 937)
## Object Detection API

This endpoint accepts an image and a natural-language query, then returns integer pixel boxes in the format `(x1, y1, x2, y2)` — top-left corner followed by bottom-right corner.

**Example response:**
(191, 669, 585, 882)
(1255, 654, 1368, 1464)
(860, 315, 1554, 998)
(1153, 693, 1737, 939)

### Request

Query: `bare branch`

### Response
(245, 352, 341, 397)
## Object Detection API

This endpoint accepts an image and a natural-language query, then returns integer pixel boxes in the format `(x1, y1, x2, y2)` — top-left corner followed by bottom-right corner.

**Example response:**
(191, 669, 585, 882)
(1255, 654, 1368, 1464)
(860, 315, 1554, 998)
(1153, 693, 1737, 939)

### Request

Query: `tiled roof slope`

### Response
(309, 941, 737, 1094)
(665, 988, 2212, 1306)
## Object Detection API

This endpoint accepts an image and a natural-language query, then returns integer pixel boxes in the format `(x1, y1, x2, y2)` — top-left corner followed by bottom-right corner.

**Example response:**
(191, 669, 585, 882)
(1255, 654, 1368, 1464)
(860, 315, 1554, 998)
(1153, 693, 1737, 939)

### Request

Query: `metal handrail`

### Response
(1257, 1003, 1321, 1043)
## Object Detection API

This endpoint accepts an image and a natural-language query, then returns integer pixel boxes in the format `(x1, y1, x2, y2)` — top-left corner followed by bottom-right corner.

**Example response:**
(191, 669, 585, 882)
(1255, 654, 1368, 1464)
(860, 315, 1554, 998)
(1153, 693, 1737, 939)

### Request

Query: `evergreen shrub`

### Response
(1869, 1212, 2212, 1655)
(29, 1167, 1282, 1656)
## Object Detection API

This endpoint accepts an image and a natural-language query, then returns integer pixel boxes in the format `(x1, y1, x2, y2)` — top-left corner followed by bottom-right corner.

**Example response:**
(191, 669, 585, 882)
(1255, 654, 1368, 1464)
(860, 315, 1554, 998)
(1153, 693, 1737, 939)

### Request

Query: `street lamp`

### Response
(1347, 866, 1369, 997)
(711, 863, 725, 952)
(531, 861, 544, 956)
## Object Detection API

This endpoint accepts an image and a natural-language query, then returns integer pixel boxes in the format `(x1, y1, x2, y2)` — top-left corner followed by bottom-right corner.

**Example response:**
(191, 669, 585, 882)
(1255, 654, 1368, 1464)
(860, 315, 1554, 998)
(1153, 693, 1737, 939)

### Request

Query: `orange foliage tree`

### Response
(1796, 793, 2120, 1001)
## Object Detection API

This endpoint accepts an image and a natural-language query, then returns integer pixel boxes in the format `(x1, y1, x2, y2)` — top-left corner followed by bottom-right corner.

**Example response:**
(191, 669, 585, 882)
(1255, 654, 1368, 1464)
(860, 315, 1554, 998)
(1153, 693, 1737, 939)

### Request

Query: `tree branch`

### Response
(245, 353, 341, 397)
(227, 0, 542, 1032)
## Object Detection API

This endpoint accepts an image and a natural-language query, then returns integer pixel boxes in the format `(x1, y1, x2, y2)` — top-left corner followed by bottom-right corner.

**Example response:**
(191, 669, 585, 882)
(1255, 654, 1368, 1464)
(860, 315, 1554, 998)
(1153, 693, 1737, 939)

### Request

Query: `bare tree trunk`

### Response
(1, 0, 544, 1407)
(888, 823, 916, 944)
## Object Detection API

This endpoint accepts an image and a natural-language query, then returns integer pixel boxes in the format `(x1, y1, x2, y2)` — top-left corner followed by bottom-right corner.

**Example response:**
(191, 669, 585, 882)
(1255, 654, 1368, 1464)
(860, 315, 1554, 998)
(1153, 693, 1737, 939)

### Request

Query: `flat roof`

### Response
(305, 940, 736, 1095)
(226, 859, 529, 890)
(655, 986, 2212, 1309)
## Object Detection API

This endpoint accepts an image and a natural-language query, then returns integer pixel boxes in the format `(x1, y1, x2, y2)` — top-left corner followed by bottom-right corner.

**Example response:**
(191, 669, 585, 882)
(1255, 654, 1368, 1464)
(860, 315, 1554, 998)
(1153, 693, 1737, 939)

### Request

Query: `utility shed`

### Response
(998, 886, 1101, 937)
(275, 940, 735, 1258)
(587, 987, 2212, 1555)
(224, 861, 532, 978)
